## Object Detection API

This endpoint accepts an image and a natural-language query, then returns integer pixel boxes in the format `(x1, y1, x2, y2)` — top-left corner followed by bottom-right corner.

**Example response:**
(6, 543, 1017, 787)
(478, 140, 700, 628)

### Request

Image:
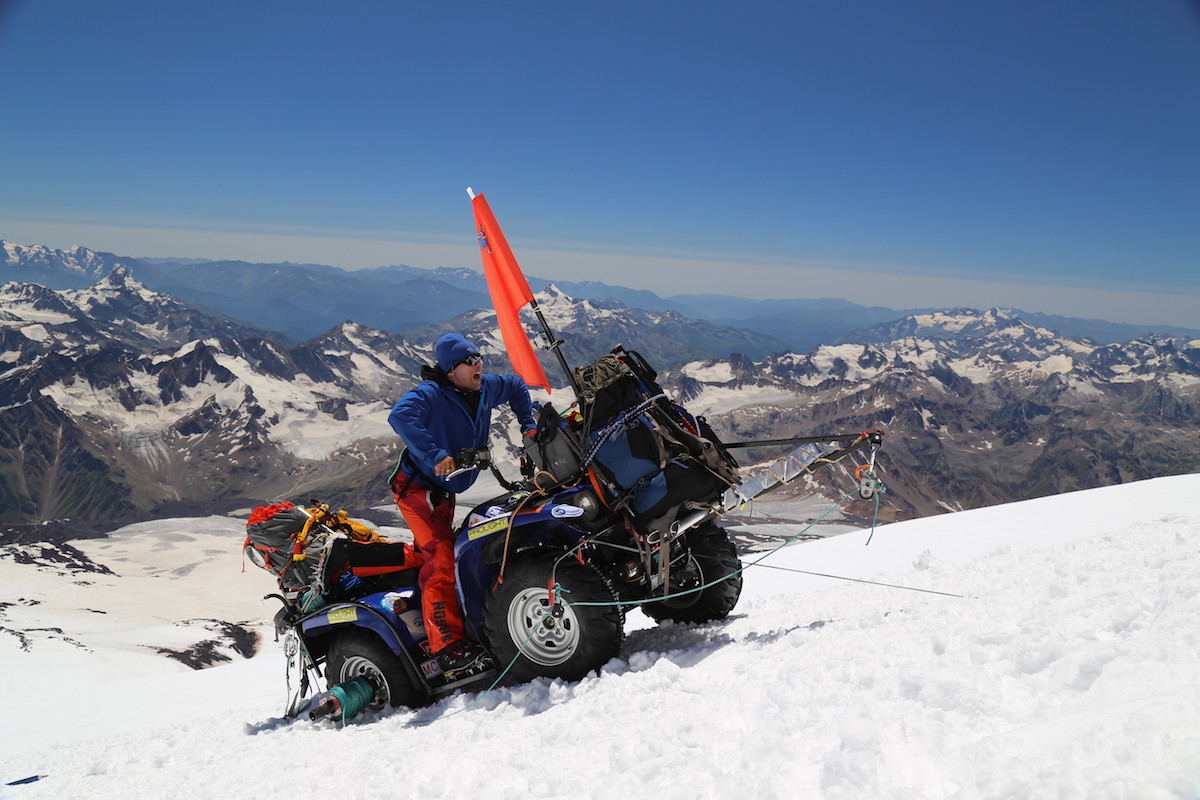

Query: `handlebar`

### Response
(446, 447, 491, 479)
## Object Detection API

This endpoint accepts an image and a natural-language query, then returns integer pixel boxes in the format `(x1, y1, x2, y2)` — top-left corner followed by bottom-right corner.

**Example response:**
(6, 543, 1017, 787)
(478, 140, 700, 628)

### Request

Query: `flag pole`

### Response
(468, 188, 581, 397)
(529, 295, 580, 397)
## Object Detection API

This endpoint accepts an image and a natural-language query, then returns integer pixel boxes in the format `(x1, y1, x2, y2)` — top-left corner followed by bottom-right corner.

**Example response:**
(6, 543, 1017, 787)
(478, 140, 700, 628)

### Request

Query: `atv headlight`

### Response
(572, 489, 601, 522)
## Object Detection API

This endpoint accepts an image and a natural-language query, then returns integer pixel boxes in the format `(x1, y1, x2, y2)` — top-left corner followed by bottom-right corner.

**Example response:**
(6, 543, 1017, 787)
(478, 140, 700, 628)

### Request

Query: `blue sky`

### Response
(2, 1, 1198, 327)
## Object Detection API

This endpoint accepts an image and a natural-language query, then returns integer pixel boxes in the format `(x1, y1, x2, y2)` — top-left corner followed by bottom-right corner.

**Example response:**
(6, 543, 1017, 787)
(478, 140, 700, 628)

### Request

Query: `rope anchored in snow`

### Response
(412, 465, 960, 726)
(743, 560, 968, 599)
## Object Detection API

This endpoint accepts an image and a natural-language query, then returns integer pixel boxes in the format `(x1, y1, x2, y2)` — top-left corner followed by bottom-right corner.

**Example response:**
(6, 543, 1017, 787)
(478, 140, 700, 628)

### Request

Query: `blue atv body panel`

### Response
(300, 586, 427, 655)
(453, 497, 589, 633)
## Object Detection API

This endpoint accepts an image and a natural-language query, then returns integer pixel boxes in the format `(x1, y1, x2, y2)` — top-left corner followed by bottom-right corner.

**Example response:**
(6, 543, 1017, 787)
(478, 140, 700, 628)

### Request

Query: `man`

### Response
(387, 332, 536, 680)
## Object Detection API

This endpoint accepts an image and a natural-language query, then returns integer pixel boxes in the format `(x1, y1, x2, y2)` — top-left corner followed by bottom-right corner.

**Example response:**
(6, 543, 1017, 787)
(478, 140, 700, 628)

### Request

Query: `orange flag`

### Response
(471, 192, 551, 393)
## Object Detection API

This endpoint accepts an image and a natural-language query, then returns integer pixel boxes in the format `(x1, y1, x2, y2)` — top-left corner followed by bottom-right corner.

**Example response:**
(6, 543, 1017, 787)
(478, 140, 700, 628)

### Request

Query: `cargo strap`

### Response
(579, 392, 667, 468)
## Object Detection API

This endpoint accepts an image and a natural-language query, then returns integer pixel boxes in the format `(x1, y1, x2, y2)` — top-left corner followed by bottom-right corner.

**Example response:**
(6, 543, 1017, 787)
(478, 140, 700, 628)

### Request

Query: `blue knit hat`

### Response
(435, 333, 479, 373)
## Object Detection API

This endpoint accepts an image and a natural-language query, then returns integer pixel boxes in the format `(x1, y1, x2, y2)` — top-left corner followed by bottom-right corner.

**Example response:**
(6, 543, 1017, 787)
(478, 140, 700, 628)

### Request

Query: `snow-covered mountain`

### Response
(1, 240, 140, 287)
(11, 239, 1199, 352)
(412, 282, 788, 370)
(128, 258, 499, 344)
(2, 475, 1197, 797)
(666, 308, 1200, 517)
(3, 270, 1198, 525)
(2, 240, 801, 351)
(0, 274, 432, 522)
(0, 272, 789, 524)
(1, 268, 274, 356)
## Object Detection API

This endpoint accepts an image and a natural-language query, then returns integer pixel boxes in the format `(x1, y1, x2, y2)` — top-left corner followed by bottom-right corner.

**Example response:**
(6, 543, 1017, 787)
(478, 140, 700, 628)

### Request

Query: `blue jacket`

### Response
(388, 372, 536, 494)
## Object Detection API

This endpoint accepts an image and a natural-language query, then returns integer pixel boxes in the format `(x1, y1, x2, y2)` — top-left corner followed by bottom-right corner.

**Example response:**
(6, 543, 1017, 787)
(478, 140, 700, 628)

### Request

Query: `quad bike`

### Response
(267, 346, 884, 722)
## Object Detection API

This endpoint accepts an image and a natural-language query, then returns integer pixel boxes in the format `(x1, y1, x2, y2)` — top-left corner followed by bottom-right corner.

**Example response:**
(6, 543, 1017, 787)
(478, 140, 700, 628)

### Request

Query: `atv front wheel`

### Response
(643, 522, 743, 624)
(326, 630, 428, 711)
(483, 551, 624, 684)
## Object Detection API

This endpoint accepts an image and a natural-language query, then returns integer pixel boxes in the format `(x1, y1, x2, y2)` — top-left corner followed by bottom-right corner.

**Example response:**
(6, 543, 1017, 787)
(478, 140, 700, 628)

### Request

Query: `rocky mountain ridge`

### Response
(1, 273, 430, 522)
(409, 283, 789, 375)
(8, 239, 1195, 353)
(2, 272, 782, 523)
(2, 241, 133, 286)
(3, 250, 1198, 525)
(2, 239, 790, 362)
(666, 309, 1200, 517)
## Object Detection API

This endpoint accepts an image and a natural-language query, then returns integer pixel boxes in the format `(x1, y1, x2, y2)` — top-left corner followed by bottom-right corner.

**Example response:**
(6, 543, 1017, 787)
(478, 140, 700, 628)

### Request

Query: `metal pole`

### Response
(723, 431, 882, 449)
(528, 298, 580, 396)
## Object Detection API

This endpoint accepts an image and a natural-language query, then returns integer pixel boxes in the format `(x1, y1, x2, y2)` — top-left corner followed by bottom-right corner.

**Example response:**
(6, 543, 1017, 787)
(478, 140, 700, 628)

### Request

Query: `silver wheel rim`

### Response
(339, 655, 387, 709)
(506, 586, 581, 666)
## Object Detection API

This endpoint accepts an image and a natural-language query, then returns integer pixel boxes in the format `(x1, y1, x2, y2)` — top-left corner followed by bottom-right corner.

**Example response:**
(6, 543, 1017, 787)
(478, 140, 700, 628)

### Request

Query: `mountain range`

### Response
(2, 240, 1198, 526)
(667, 309, 1200, 519)
(7, 239, 1198, 352)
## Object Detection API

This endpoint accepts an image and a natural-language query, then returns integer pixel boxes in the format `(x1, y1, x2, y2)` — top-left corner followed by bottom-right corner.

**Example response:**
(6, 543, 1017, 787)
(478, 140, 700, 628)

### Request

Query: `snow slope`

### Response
(3, 476, 1199, 799)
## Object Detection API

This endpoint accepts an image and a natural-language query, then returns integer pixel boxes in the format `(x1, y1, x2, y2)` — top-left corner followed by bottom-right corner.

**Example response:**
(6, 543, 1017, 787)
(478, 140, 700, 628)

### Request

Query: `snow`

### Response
(683, 360, 735, 383)
(809, 344, 880, 381)
(34, 338, 399, 461)
(911, 311, 976, 332)
(3, 475, 1200, 798)
(19, 325, 50, 342)
(947, 356, 1000, 383)
(269, 399, 395, 460)
(893, 339, 944, 371)
(1035, 353, 1075, 374)
(0, 516, 278, 685)
(153, 340, 202, 364)
(1066, 376, 1107, 397)
(61, 275, 162, 315)
(0, 298, 76, 326)
(684, 384, 801, 416)
(39, 372, 237, 436)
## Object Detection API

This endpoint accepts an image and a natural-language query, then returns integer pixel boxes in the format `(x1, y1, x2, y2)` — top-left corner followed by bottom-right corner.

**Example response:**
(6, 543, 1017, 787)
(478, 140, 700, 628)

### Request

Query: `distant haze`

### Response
(3, 220, 1196, 330)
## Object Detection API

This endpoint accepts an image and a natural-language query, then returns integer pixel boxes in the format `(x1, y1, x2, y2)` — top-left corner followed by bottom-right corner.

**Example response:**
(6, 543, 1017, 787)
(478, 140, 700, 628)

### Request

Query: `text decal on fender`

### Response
(326, 607, 358, 624)
(467, 516, 510, 541)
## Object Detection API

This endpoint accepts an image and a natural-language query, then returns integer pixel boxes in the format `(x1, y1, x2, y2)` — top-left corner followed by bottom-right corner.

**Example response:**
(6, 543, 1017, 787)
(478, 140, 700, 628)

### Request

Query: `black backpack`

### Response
(572, 348, 740, 533)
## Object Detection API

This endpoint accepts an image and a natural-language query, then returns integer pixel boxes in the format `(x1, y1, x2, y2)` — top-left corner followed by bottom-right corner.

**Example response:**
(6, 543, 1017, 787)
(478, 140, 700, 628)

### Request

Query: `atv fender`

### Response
(299, 601, 407, 658)
(455, 510, 588, 634)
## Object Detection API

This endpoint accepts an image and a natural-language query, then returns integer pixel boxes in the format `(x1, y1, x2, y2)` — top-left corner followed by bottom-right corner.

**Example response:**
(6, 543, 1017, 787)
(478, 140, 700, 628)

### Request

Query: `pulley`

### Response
(855, 464, 883, 500)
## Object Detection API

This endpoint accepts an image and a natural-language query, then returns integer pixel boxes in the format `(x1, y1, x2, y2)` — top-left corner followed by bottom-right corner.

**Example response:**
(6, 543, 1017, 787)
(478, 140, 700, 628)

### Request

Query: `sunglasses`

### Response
(453, 353, 483, 368)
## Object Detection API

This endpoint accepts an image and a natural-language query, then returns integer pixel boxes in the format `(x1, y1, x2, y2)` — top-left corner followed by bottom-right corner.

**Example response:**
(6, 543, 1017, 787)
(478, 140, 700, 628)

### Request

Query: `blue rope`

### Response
(579, 393, 667, 469)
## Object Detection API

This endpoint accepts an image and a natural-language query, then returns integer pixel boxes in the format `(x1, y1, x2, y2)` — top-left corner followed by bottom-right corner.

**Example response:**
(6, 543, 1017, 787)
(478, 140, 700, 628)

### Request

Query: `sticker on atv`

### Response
(466, 516, 510, 540)
(550, 505, 584, 518)
(326, 607, 359, 624)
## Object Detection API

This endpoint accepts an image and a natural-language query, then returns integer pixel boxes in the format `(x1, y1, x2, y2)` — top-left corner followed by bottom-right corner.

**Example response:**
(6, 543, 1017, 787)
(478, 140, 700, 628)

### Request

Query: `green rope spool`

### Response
(330, 676, 375, 720)
(309, 676, 376, 723)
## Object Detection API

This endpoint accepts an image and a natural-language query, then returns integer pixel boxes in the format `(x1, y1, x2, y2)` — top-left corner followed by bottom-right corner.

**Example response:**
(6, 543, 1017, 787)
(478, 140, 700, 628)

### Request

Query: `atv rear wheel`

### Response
(643, 522, 743, 624)
(483, 551, 624, 684)
(326, 630, 428, 711)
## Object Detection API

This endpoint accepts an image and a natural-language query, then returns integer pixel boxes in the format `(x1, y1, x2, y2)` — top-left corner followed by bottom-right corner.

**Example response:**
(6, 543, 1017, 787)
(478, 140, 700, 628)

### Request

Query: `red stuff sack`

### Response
(243, 502, 323, 590)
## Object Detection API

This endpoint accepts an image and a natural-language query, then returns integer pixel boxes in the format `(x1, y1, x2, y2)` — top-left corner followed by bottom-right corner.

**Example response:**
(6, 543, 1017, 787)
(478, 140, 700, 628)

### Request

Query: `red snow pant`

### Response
(392, 476, 462, 654)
